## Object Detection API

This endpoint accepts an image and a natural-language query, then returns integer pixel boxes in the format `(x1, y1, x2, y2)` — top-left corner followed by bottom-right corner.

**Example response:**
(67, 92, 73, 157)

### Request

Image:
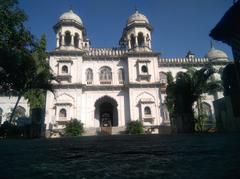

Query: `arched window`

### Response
(144, 107, 151, 115)
(146, 34, 150, 41)
(0, 108, 3, 124)
(74, 33, 79, 48)
(100, 66, 112, 81)
(86, 68, 93, 81)
(146, 34, 150, 47)
(16, 106, 26, 117)
(64, 31, 71, 46)
(130, 34, 135, 48)
(159, 72, 167, 84)
(141, 65, 148, 73)
(59, 108, 67, 118)
(201, 103, 212, 121)
(138, 32, 144, 47)
(59, 33, 62, 47)
(118, 69, 124, 82)
(62, 65, 68, 74)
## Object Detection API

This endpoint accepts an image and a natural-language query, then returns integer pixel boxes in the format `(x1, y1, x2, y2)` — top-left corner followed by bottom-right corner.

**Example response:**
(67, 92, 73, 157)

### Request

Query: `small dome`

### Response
(127, 11, 149, 26)
(59, 10, 83, 25)
(205, 47, 228, 62)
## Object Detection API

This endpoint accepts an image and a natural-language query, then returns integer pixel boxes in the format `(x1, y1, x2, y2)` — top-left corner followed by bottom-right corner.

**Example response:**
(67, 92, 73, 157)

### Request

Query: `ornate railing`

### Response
(86, 48, 128, 57)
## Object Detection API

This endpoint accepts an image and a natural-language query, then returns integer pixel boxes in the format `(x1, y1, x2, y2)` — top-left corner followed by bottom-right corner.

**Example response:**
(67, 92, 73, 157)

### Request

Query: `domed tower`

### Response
(205, 45, 228, 62)
(53, 10, 90, 51)
(119, 10, 153, 52)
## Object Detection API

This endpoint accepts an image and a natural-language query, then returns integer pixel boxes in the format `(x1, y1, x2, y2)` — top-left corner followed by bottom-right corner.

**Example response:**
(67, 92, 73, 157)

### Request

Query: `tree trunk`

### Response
(9, 93, 22, 124)
(171, 112, 195, 133)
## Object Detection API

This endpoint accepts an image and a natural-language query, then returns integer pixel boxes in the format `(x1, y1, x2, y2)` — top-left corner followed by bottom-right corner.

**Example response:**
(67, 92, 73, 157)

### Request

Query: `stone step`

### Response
(83, 127, 126, 136)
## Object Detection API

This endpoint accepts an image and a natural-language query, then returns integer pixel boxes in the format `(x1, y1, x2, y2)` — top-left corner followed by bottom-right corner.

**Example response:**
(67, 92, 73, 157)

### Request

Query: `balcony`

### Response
(137, 74, 151, 81)
(160, 79, 167, 84)
(100, 80, 112, 85)
(86, 80, 93, 85)
(56, 117, 69, 125)
(119, 80, 124, 84)
(56, 75, 72, 82)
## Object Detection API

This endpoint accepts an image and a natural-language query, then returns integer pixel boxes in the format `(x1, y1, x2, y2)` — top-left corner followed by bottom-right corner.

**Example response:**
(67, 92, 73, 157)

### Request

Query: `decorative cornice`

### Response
(57, 59, 73, 64)
(82, 85, 126, 91)
(53, 21, 84, 32)
(48, 50, 86, 56)
(52, 82, 161, 90)
(126, 83, 161, 88)
(83, 56, 125, 61)
(158, 57, 229, 67)
(124, 23, 153, 32)
(53, 83, 84, 89)
(127, 51, 160, 57)
(54, 102, 72, 106)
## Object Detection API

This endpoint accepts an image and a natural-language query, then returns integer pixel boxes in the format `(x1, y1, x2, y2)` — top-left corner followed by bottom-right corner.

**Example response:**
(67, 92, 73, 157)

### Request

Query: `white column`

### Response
(78, 39, 82, 49)
(135, 36, 138, 47)
(61, 34, 65, 46)
(71, 35, 74, 46)
(144, 36, 147, 47)
(149, 39, 152, 49)
(56, 37, 59, 48)
(128, 39, 131, 49)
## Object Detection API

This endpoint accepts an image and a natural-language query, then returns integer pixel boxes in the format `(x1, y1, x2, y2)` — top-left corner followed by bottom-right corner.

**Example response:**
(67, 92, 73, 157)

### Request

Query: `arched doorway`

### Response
(95, 96, 118, 127)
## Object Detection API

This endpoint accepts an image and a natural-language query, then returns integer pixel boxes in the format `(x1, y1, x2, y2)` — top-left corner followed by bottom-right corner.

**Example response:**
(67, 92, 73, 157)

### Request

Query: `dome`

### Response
(59, 10, 83, 25)
(205, 47, 228, 62)
(127, 11, 149, 26)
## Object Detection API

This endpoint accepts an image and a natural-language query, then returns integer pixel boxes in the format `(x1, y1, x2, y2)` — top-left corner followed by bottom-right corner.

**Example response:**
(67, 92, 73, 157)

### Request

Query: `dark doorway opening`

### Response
(95, 96, 118, 127)
(100, 102, 113, 127)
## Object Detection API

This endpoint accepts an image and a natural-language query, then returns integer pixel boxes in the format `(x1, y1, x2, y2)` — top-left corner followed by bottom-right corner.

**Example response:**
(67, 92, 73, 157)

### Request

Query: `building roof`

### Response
(59, 10, 83, 25)
(126, 11, 149, 26)
(205, 46, 228, 62)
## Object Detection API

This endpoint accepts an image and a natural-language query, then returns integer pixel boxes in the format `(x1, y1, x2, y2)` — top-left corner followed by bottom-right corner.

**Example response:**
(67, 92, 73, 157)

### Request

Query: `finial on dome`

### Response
(210, 39, 215, 49)
(134, 5, 138, 13)
(69, 4, 75, 13)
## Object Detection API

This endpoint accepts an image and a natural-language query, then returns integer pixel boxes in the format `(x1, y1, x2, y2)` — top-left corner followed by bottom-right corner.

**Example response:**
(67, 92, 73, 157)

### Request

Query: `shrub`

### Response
(0, 121, 22, 138)
(126, 121, 144, 134)
(64, 119, 84, 136)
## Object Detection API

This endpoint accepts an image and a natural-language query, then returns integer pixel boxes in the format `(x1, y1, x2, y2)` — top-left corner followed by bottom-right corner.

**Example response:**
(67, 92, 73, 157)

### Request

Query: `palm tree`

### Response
(166, 66, 223, 133)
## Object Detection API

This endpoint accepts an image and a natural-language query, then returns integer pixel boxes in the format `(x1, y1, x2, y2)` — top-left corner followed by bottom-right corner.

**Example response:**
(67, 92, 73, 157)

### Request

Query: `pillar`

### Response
(56, 37, 59, 48)
(144, 35, 147, 47)
(71, 35, 74, 46)
(128, 39, 131, 49)
(135, 36, 138, 47)
(78, 38, 82, 49)
(61, 34, 65, 46)
(149, 39, 152, 49)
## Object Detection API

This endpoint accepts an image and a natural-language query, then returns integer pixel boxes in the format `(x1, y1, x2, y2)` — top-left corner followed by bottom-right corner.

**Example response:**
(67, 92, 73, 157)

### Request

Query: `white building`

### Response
(0, 96, 30, 125)
(41, 10, 229, 135)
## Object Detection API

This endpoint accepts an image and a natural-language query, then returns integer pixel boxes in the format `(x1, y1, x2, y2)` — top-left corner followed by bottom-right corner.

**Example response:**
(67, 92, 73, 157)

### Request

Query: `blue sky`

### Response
(19, 0, 233, 59)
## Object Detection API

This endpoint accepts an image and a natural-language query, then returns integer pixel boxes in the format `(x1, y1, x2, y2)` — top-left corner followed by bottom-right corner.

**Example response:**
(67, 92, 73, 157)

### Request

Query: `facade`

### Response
(43, 10, 229, 134)
(0, 96, 30, 125)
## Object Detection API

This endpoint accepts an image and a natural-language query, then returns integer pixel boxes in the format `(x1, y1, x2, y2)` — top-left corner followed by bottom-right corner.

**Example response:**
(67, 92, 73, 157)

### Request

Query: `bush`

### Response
(64, 119, 84, 137)
(0, 121, 22, 138)
(126, 121, 144, 134)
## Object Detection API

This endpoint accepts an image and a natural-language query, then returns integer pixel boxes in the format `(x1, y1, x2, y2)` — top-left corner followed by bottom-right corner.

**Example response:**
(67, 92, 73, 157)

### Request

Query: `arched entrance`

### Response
(95, 96, 118, 127)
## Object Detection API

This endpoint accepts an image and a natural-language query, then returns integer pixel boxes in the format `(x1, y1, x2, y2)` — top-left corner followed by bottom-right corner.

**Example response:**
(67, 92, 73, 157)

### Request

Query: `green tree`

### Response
(64, 119, 84, 137)
(166, 67, 222, 133)
(0, 0, 55, 124)
(126, 121, 144, 134)
(24, 34, 51, 109)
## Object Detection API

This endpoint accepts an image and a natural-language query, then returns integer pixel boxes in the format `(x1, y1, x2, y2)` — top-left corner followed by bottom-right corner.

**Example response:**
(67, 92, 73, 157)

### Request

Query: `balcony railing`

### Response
(100, 80, 112, 85)
(119, 80, 124, 84)
(86, 80, 93, 85)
